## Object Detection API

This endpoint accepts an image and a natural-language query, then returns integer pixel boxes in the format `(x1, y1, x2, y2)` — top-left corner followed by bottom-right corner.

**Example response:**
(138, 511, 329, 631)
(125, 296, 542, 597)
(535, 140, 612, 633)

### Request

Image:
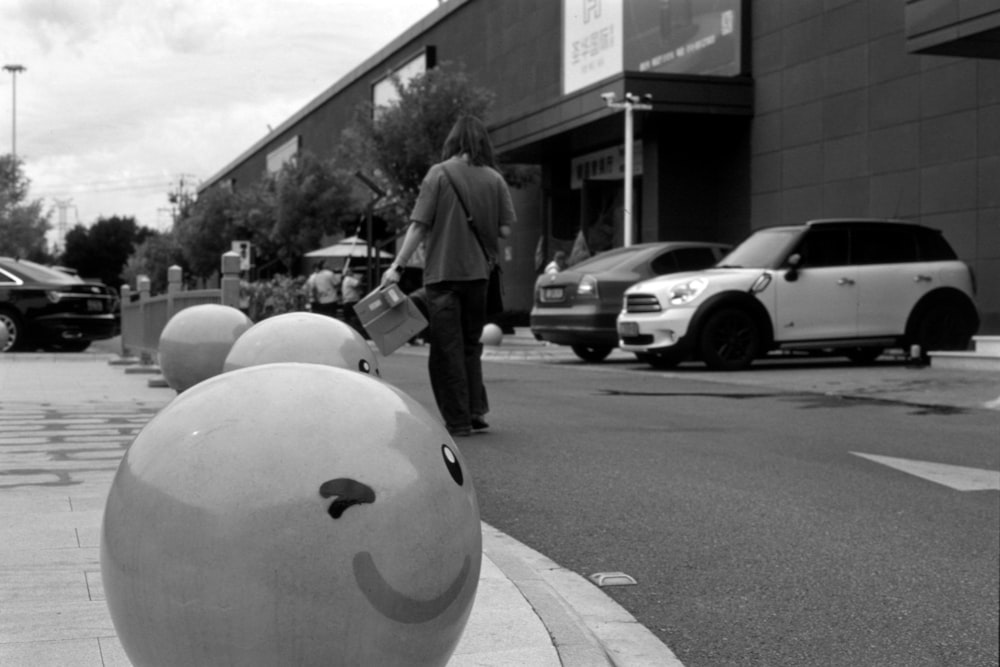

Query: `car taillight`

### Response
(577, 275, 599, 299)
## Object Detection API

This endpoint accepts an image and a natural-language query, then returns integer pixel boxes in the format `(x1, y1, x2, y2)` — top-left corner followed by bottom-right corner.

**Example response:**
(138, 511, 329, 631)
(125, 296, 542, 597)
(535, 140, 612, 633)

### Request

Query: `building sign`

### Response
(562, 0, 743, 93)
(563, 0, 624, 95)
(570, 142, 642, 189)
(624, 0, 742, 76)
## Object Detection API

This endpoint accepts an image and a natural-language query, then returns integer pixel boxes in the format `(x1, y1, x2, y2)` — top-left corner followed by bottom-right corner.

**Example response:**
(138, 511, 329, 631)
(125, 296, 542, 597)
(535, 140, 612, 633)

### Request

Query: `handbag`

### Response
(440, 164, 504, 317)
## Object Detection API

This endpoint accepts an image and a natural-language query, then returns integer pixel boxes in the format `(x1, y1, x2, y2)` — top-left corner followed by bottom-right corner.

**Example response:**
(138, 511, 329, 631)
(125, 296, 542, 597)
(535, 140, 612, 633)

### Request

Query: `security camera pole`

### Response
(3, 64, 26, 160)
(601, 92, 652, 247)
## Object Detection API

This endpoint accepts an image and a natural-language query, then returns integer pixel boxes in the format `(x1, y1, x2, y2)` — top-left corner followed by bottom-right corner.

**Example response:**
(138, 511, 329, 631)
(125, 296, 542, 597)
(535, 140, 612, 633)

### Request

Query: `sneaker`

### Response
(471, 416, 489, 431)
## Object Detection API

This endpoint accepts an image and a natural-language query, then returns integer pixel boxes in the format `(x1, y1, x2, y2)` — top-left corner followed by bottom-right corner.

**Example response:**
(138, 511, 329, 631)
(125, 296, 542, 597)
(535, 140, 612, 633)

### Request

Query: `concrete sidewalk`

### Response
(0, 351, 678, 667)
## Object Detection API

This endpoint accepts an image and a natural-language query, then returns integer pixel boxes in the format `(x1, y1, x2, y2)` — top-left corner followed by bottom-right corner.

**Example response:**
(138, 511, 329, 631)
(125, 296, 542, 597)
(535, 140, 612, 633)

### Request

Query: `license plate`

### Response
(86, 299, 103, 313)
(618, 321, 639, 337)
(541, 287, 564, 302)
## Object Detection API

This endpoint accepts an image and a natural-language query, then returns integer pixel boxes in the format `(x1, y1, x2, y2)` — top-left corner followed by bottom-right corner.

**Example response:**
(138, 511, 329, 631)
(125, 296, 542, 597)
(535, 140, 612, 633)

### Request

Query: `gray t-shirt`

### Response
(409, 157, 516, 285)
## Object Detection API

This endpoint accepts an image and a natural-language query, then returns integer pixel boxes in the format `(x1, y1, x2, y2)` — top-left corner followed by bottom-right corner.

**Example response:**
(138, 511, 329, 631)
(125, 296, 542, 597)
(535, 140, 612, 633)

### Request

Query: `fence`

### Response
(119, 251, 242, 361)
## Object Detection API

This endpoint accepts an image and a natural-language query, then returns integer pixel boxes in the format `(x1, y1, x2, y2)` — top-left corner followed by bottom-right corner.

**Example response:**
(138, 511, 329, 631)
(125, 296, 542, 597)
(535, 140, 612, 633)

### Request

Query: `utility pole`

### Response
(3, 64, 26, 159)
(601, 91, 652, 247)
(53, 198, 74, 252)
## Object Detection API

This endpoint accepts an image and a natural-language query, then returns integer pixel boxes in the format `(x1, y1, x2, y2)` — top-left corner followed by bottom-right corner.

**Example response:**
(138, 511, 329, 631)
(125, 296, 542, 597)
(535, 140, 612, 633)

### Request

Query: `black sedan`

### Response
(530, 241, 731, 361)
(0, 257, 120, 352)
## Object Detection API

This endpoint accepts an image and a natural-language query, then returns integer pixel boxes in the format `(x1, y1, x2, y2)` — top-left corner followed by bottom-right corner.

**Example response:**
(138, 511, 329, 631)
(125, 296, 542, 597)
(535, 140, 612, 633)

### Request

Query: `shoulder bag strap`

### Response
(440, 164, 492, 265)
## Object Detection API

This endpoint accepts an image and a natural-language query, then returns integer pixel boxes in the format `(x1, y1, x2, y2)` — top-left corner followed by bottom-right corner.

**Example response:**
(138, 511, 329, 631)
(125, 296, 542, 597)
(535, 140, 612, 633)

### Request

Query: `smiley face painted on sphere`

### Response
(100, 363, 478, 667)
(317, 442, 472, 624)
(223, 311, 380, 377)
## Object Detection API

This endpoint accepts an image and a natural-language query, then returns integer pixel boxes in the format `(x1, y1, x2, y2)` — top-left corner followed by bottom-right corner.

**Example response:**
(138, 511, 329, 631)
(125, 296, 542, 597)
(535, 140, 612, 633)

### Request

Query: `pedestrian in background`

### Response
(544, 250, 567, 274)
(381, 115, 516, 437)
(307, 260, 340, 317)
(340, 266, 364, 333)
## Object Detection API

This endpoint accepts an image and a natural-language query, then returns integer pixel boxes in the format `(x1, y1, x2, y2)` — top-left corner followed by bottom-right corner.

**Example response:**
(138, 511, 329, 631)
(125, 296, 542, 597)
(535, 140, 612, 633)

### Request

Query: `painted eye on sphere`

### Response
(441, 445, 464, 486)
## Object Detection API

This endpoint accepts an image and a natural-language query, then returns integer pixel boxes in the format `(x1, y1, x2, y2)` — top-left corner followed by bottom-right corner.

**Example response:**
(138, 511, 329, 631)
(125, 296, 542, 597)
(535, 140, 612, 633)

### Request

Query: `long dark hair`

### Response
(441, 115, 498, 168)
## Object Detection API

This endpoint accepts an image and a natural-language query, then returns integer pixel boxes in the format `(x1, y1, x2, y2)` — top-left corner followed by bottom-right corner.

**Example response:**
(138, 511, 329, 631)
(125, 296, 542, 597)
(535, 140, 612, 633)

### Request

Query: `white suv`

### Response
(617, 219, 979, 370)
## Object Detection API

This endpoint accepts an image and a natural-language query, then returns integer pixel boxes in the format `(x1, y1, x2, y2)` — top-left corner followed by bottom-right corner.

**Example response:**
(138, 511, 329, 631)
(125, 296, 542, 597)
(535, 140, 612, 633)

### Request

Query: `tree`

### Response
(60, 216, 152, 286)
(121, 229, 186, 293)
(173, 185, 246, 279)
(336, 61, 496, 229)
(0, 154, 52, 261)
(270, 151, 358, 269)
(176, 152, 363, 280)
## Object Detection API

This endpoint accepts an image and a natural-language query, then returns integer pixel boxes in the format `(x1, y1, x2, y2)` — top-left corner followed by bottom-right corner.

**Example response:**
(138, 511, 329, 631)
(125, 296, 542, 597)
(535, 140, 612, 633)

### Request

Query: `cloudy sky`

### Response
(0, 0, 440, 247)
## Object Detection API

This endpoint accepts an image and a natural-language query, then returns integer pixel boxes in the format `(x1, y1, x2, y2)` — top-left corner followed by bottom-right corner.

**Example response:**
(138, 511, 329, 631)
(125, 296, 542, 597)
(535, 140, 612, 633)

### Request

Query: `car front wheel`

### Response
(698, 307, 760, 371)
(571, 344, 614, 362)
(0, 309, 25, 352)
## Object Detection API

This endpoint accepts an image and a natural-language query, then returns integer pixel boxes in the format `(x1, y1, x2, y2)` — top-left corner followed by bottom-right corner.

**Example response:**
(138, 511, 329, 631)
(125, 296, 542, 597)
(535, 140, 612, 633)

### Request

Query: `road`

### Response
(380, 352, 1000, 667)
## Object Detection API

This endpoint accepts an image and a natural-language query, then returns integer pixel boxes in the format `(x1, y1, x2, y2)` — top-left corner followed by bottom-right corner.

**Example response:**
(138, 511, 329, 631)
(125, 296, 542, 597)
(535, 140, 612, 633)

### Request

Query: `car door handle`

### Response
(913, 275, 932, 283)
(837, 277, 855, 286)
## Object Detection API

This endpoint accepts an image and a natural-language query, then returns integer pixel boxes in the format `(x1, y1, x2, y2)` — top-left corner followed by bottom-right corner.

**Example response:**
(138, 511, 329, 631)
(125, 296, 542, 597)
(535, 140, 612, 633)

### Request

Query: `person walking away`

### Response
(381, 115, 516, 437)
(309, 260, 341, 317)
(544, 250, 567, 274)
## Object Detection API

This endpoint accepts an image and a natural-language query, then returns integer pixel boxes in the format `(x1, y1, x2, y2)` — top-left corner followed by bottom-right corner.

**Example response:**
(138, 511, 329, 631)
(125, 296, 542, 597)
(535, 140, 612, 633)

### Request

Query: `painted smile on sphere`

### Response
(318, 464, 470, 624)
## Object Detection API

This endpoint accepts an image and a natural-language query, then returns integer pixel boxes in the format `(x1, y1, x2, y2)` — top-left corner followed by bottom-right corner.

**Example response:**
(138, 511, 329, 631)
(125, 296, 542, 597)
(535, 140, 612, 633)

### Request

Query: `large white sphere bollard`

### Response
(157, 304, 253, 392)
(223, 311, 379, 377)
(101, 363, 481, 667)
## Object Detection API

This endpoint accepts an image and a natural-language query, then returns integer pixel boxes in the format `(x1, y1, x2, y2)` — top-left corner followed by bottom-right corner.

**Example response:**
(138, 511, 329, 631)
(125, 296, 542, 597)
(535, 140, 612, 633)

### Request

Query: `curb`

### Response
(482, 523, 684, 667)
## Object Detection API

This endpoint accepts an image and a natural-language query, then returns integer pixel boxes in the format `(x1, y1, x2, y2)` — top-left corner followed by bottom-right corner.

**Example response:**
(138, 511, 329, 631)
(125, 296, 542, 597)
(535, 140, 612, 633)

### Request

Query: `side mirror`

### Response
(785, 253, 801, 282)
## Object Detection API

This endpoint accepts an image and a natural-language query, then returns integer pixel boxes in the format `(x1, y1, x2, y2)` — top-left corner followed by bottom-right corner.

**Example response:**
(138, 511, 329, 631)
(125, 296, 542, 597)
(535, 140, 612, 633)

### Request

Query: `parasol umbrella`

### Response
(304, 236, 394, 260)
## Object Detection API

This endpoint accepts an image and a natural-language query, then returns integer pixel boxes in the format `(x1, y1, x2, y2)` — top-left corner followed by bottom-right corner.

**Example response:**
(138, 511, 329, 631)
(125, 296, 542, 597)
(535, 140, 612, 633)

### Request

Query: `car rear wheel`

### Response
(571, 344, 614, 362)
(914, 302, 977, 356)
(0, 309, 25, 352)
(698, 307, 760, 371)
(635, 350, 684, 369)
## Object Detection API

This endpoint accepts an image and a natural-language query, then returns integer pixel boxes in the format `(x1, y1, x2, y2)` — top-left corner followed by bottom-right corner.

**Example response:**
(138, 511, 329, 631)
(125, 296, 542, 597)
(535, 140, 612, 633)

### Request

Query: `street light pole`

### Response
(3, 64, 26, 160)
(601, 92, 652, 247)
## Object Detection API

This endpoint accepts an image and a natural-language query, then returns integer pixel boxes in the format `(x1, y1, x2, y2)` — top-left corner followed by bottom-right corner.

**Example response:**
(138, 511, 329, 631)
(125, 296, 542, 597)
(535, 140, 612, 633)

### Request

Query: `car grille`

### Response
(625, 294, 661, 313)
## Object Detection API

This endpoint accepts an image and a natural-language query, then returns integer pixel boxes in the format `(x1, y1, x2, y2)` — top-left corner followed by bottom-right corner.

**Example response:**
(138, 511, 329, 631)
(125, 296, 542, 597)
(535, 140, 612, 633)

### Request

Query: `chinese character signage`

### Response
(563, 0, 624, 95)
(562, 0, 742, 94)
(624, 0, 741, 76)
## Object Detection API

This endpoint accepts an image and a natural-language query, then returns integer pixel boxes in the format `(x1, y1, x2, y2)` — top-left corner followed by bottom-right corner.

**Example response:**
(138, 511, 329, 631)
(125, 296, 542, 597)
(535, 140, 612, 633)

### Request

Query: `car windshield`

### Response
(0, 258, 83, 284)
(716, 228, 803, 269)
(568, 246, 646, 273)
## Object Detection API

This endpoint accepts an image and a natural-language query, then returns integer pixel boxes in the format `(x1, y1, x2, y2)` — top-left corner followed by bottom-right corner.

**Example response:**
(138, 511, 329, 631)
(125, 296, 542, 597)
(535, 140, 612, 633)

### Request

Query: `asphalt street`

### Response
(386, 341, 1000, 667)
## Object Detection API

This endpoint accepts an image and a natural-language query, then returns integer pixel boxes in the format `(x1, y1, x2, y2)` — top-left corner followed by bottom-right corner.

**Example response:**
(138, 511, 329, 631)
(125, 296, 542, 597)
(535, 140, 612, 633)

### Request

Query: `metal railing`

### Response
(119, 251, 242, 361)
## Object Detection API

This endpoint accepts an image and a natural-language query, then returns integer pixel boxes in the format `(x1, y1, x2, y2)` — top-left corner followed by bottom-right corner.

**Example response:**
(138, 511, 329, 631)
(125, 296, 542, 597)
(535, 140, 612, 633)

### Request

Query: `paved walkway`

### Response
(0, 348, 677, 667)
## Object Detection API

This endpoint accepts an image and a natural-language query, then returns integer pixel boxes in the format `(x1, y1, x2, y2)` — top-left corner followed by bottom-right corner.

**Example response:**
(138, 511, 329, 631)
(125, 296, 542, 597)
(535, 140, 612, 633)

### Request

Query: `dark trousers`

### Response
(425, 280, 489, 430)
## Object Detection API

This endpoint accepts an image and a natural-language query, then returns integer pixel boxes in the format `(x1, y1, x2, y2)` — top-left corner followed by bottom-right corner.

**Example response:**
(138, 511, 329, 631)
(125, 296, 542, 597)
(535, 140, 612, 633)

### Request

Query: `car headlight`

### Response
(667, 278, 708, 305)
(576, 275, 598, 298)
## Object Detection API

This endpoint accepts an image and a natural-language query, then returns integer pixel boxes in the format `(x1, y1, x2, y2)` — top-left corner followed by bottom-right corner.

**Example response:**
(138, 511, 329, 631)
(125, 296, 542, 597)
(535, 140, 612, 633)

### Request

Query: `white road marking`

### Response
(852, 452, 1000, 491)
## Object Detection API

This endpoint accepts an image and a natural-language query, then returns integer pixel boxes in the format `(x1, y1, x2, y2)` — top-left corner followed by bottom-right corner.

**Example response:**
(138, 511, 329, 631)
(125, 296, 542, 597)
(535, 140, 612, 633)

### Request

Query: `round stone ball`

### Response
(157, 304, 253, 392)
(480, 323, 503, 346)
(223, 311, 379, 377)
(101, 363, 481, 667)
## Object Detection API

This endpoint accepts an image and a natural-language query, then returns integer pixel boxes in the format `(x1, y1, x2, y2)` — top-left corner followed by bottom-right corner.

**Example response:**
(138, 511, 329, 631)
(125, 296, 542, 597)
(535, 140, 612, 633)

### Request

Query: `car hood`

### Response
(626, 267, 766, 294)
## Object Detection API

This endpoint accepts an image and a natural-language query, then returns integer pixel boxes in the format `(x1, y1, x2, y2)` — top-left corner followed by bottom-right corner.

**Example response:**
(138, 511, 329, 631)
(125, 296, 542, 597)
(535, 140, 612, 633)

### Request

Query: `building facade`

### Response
(200, 0, 1000, 332)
